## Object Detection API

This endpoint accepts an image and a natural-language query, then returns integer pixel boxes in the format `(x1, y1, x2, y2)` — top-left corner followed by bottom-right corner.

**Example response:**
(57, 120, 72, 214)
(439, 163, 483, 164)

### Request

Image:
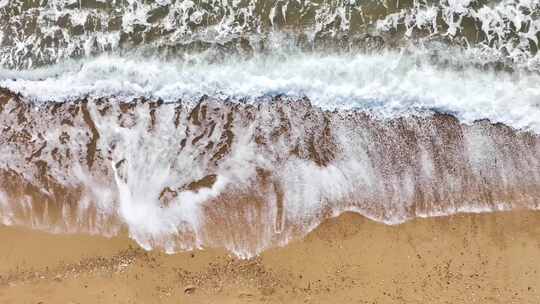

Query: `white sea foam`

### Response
(2, 51, 540, 132)
(1, 0, 539, 69)
(0, 190, 14, 225)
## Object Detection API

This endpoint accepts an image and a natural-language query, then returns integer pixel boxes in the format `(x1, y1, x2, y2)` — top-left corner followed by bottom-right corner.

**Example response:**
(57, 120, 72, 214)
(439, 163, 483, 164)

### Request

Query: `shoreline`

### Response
(3, 91, 540, 258)
(2, 210, 540, 303)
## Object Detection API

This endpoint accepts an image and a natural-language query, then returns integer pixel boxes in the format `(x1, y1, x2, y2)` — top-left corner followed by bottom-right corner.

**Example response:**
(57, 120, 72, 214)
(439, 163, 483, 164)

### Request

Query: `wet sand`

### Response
(1, 211, 540, 303)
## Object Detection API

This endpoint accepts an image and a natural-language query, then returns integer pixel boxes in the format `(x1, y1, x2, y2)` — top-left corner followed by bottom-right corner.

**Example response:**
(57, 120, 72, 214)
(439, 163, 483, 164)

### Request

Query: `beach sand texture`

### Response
(1, 211, 539, 304)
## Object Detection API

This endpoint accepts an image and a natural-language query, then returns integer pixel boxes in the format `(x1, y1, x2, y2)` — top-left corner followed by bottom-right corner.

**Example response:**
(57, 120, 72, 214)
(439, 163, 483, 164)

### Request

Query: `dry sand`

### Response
(1, 211, 540, 303)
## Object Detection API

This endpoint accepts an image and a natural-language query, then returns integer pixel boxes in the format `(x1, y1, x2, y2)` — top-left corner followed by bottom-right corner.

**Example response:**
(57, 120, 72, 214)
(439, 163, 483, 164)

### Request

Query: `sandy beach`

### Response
(1, 210, 539, 304)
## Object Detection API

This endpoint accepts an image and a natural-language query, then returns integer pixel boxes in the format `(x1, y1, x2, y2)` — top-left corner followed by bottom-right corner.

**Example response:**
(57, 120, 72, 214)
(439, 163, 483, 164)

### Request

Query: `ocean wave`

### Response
(2, 50, 540, 132)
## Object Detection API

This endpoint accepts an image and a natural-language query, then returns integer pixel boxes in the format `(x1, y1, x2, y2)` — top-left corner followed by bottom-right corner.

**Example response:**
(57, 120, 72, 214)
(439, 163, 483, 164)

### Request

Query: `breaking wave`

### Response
(2, 51, 540, 131)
